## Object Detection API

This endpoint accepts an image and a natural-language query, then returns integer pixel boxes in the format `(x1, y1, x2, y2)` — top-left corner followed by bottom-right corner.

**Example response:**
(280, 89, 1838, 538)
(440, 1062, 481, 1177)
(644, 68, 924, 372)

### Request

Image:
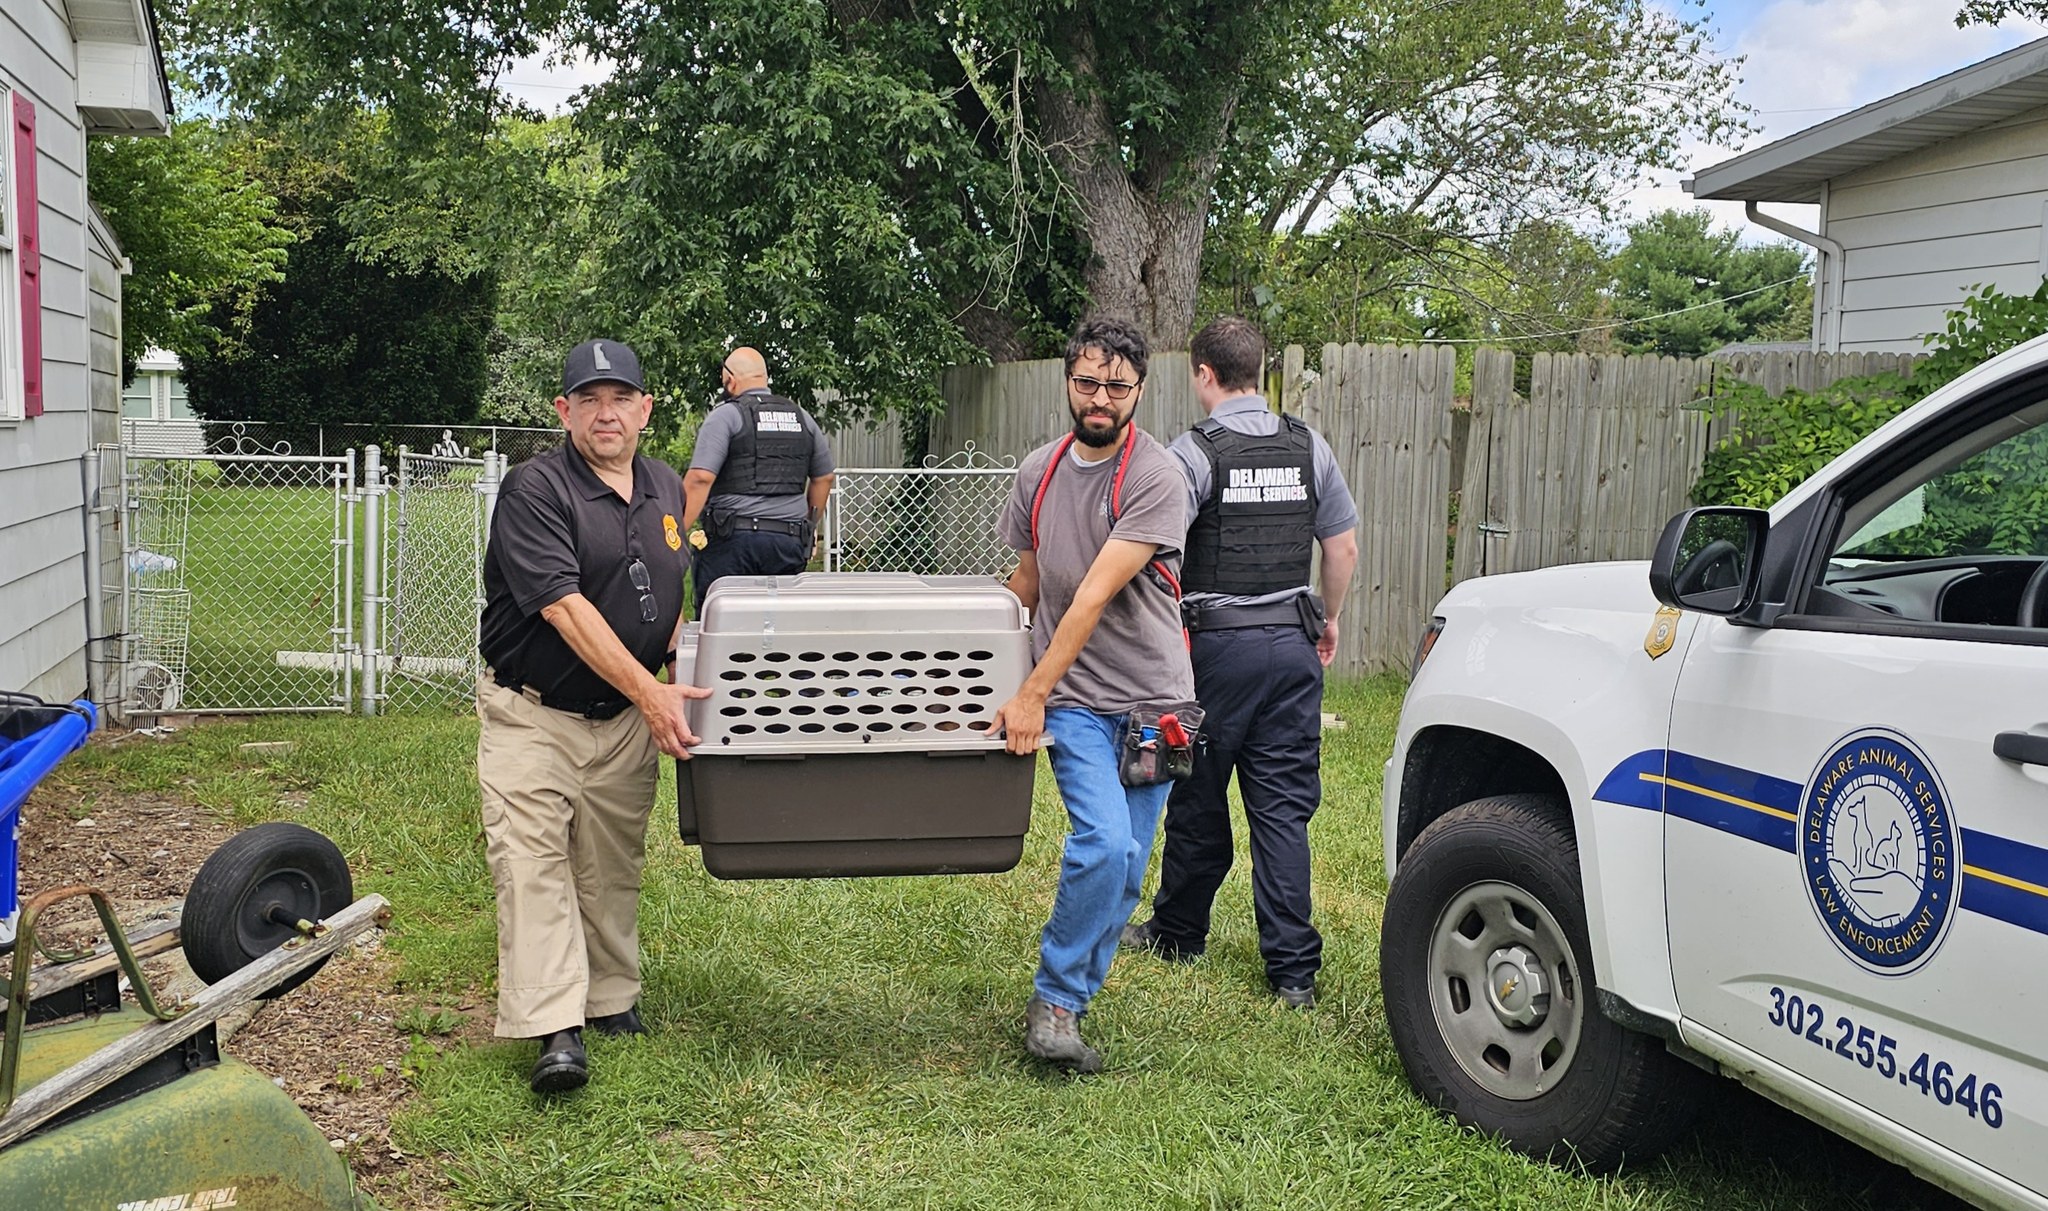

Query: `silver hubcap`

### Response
(1426, 880, 1582, 1100)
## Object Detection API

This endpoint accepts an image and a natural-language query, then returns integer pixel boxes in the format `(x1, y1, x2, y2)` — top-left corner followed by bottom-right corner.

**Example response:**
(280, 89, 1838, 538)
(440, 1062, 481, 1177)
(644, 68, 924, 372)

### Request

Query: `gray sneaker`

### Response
(1024, 995, 1103, 1073)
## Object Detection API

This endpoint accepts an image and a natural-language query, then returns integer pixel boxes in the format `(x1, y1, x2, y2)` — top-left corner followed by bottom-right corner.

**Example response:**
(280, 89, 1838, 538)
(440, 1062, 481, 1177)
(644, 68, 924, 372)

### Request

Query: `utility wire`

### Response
(1404, 274, 1807, 345)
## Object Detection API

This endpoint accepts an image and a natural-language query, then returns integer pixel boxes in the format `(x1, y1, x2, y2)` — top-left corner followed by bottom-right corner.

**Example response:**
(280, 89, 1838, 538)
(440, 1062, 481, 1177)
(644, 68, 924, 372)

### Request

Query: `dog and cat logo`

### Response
(1800, 729, 1958, 976)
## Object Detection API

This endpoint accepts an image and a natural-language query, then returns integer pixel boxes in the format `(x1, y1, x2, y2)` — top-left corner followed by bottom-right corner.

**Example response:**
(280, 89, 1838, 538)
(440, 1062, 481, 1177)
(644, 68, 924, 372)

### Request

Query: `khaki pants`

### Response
(476, 677, 659, 1038)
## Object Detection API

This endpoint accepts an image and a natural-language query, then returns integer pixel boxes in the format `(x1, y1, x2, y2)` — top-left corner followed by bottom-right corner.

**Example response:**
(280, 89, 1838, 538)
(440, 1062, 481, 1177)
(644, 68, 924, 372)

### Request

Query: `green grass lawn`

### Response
(46, 680, 1960, 1210)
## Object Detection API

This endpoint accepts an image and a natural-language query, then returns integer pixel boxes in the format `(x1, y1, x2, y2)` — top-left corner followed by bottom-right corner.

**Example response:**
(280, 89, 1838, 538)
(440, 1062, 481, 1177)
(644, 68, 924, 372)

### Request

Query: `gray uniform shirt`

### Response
(690, 388, 837, 524)
(1168, 394, 1359, 608)
(998, 435, 1196, 714)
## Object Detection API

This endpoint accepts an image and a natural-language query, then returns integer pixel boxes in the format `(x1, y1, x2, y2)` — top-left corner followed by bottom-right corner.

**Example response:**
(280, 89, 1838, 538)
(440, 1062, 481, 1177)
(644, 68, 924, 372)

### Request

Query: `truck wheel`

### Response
(182, 822, 354, 998)
(1381, 793, 1696, 1172)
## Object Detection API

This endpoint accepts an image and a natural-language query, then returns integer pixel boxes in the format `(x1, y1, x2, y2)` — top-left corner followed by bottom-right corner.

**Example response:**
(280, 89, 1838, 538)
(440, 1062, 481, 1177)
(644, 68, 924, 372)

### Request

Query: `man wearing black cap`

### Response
(681, 346, 836, 613)
(477, 338, 711, 1094)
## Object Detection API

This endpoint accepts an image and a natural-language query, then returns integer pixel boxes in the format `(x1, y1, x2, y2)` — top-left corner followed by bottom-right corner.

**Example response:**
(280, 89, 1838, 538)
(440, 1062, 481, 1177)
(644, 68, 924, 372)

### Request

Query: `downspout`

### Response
(1746, 200, 1844, 352)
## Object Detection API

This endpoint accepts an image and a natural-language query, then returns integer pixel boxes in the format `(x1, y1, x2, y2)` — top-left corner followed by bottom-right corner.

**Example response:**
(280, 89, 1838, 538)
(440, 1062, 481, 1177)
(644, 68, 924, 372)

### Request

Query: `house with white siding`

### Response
(1686, 36, 2048, 354)
(0, 1, 167, 702)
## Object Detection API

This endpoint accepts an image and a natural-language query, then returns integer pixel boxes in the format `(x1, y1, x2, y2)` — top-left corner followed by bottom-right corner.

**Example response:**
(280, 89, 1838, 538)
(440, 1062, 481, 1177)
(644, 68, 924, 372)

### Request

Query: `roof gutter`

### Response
(1746, 201, 1842, 352)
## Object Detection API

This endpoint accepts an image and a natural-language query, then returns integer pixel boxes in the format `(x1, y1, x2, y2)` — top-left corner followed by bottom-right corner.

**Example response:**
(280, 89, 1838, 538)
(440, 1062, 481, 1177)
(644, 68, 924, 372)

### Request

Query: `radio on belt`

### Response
(673, 573, 1037, 879)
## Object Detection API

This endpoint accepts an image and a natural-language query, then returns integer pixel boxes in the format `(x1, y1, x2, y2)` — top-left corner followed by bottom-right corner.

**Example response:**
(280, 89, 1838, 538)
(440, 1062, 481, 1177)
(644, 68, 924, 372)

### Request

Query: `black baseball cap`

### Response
(562, 339, 646, 395)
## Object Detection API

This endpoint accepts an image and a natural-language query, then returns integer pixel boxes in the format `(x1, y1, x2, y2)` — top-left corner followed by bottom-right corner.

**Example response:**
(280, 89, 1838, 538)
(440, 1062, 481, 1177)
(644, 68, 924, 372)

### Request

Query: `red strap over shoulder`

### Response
(1029, 433, 1078, 550)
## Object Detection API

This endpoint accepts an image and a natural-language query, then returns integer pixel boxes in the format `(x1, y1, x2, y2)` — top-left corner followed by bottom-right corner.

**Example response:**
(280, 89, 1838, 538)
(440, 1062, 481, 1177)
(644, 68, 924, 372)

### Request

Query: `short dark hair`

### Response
(1189, 316, 1265, 392)
(1063, 314, 1149, 383)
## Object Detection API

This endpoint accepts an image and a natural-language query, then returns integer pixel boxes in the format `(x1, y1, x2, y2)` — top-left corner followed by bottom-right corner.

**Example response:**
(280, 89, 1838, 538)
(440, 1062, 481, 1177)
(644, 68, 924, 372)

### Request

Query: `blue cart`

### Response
(0, 700, 96, 953)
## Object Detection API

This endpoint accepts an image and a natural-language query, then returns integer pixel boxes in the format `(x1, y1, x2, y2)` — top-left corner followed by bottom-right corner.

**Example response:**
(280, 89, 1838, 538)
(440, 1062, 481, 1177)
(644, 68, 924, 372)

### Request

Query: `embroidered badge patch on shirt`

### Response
(664, 514, 683, 550)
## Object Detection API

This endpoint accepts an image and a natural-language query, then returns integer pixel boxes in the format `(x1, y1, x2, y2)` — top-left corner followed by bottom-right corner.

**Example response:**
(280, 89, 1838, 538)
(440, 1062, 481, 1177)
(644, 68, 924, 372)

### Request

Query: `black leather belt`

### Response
(1182, 601, 1306, 632)
(714, 516, 808, 537)
(494, 676, 632, 720)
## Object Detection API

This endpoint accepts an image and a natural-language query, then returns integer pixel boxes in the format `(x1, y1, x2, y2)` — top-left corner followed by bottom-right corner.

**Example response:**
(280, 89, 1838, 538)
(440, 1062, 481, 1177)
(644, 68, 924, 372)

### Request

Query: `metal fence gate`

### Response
(374, 449, 502, 713)
(121, 445, 357, 716)
(826, 444, 1017, 576)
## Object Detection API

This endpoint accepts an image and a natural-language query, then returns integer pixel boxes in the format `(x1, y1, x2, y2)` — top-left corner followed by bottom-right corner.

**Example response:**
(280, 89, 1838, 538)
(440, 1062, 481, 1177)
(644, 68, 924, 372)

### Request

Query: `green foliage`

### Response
(1691, 373, 1918, 508)
(1692, 278, 2048, 510)
(1209, 0, 1746, 349)
(182, 210, 498, 439)
(87, 120, 294, 372)
(1955, 0, 2047, 25)
(1613, 209, 1810, 358)
(168, 0, 1744, 392)
(574, 0, 1072, 422)
(1853, 427, 2048, 559)
(1912, 279, 2048, 394)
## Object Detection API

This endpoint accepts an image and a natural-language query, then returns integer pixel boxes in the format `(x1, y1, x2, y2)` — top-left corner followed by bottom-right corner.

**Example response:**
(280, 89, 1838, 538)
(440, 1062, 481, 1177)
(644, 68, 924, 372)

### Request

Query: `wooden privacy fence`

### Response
(1296, 344, 1458, 678)
(827, 344, 1926, 677)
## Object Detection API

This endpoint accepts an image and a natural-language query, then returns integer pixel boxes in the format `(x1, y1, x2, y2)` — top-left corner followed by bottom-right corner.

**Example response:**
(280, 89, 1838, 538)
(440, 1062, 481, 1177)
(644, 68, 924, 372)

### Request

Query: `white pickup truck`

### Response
(1380, 333, 2048, 1208)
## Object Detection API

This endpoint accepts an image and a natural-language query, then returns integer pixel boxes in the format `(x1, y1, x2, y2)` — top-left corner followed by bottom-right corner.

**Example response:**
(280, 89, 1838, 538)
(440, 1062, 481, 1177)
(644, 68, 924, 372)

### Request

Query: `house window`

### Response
(0, 86, 26, 423)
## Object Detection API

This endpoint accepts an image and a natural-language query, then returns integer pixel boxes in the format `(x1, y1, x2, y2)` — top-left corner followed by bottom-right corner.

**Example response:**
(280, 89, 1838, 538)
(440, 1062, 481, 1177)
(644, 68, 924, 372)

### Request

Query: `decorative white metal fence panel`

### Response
(826, 444, 1019, 577)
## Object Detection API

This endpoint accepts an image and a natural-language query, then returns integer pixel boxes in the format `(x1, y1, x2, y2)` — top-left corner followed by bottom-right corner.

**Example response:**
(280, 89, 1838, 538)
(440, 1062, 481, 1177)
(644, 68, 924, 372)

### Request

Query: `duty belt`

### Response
(493, 675, 632, 720)
(711, 515, 809, 538)
(1182, 600, 1307, 632)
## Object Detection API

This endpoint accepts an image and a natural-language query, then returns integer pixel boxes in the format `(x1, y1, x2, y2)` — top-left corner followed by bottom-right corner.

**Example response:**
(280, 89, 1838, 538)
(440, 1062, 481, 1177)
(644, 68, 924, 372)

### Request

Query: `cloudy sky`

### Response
(1632, 0, 2047, 236)
(499, 1, 2048, 241)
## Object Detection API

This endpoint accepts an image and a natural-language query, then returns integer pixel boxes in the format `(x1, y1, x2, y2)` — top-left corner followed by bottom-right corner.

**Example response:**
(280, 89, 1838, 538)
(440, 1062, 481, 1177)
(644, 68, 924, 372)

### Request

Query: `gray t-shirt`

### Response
(1168, 394, 1360, 608)
(998, 434, 1196, 714)
(690, 389, 837, 523)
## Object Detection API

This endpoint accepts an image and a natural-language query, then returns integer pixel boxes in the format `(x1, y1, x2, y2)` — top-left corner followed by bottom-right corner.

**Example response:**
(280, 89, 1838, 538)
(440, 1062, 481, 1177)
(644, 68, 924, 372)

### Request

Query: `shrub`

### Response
(1692, 280, 2048, 509)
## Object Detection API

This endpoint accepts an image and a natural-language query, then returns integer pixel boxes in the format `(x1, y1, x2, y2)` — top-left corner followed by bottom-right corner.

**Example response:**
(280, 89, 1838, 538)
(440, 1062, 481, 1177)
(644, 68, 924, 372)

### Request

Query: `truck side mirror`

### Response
(1649, 507, 1768, 616)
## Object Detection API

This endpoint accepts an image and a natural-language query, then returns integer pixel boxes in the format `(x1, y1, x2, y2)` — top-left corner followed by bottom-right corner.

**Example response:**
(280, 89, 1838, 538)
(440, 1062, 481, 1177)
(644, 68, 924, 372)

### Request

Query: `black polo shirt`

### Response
(479, 440, 691, 705)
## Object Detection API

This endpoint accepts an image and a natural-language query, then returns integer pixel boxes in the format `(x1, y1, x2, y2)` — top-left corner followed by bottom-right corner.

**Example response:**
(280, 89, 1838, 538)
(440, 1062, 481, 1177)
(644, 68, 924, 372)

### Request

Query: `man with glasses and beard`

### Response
(992, 315, 1196, 1073)
(477, 339, 711, 1094)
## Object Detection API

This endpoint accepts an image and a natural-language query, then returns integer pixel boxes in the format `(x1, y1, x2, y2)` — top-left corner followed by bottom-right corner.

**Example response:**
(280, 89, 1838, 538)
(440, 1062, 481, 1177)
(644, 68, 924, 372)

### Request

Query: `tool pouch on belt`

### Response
(1294, 593, 1328, 643)
(1119, 706, 1206, 787)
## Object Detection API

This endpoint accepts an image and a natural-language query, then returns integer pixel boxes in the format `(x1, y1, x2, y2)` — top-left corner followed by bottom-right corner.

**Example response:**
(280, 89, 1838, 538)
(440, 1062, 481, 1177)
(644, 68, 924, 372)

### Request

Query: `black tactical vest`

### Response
(1183, 415, 1319, 595)
(711, 393, 812, 497)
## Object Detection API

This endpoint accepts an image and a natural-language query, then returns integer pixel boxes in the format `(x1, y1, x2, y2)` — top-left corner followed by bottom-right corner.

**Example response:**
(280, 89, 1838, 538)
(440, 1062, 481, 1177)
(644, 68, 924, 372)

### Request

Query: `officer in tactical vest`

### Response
(682, 348, 837, 613)
(1121, 317, 1359, 1008)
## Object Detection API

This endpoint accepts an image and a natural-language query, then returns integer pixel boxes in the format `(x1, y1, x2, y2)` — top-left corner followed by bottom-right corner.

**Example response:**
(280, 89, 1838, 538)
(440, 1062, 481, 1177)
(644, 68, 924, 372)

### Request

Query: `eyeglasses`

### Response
(629, 557, 657, 623)
(1069, 375, 1140, 401)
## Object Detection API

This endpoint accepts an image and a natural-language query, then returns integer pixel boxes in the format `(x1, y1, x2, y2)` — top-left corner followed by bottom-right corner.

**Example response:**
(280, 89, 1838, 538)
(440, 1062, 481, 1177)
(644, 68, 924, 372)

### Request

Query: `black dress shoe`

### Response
(588, 1005, 646, 1037)
(529, 1027, 588, 1094)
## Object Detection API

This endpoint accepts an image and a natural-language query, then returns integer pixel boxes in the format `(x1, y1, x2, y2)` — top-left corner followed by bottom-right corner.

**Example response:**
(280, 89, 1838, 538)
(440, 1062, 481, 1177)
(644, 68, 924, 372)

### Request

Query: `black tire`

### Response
(1380, 793, 1698, 1173)
(182, 822, 354, 997)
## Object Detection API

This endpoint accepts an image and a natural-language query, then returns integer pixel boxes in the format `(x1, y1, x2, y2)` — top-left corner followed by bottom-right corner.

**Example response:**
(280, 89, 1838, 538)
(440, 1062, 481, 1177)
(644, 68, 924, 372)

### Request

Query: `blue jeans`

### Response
(1034, 708, 1173, 1014)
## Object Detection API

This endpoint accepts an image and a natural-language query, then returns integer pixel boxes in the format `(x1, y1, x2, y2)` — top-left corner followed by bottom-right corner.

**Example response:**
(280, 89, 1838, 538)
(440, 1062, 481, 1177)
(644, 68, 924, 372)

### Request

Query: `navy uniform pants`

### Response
(693, 528, 808, 615)
(1150, 622, 1324, 988)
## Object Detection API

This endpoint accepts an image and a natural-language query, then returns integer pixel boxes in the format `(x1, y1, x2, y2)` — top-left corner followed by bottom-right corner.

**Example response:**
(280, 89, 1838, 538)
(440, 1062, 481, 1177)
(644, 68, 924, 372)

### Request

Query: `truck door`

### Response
(1665, 381, 2048, 1196)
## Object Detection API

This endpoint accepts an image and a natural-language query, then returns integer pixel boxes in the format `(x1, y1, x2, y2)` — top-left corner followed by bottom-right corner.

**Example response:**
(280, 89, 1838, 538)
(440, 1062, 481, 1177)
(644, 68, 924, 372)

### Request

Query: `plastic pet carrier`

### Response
(676, 573, 1037, 879)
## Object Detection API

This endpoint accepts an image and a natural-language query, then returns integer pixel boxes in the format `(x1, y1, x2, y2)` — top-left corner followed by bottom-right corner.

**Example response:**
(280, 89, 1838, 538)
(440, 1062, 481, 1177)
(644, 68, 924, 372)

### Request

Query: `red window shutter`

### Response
(13, 93, 38, 418)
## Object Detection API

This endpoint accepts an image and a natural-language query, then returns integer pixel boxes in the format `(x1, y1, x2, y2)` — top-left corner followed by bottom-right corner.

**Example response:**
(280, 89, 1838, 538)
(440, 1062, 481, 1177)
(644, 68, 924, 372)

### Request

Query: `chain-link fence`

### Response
(121, 443, 356, 716)
(108, 434, 1024, 717)
(378, 450, 495, 712)
(826, 444, 1018, 576)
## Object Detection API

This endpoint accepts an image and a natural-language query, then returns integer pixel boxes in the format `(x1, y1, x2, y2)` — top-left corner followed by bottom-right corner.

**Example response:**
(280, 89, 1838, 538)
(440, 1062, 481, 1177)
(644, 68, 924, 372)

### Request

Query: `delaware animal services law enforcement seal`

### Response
(1800, 728, 1957, 976)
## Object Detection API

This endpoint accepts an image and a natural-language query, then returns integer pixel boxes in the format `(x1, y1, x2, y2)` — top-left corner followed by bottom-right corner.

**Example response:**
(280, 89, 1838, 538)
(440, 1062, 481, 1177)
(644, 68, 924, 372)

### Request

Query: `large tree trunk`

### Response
(1035, 29, 1240, 352)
